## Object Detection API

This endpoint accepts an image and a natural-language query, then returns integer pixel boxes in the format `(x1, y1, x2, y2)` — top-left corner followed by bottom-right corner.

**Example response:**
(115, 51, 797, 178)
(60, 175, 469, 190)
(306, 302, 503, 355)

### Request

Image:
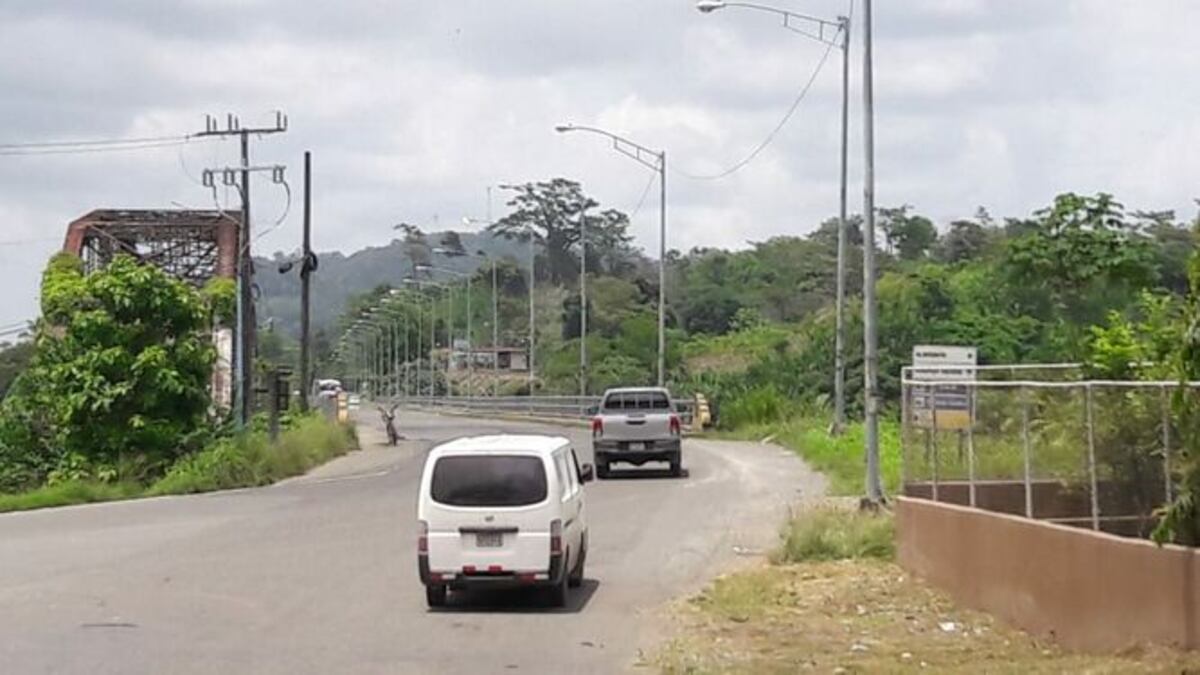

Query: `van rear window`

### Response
(431, 455, 548, 507)
(603, 391, 671, 411)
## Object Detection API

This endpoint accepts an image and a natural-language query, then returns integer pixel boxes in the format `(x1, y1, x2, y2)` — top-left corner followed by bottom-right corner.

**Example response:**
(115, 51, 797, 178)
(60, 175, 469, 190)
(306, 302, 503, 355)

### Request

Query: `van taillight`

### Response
(418, 520, 429, 555)
(550, 519, 563, 555)
(669, 414, 681, 436)
(591, 416, 603, 437)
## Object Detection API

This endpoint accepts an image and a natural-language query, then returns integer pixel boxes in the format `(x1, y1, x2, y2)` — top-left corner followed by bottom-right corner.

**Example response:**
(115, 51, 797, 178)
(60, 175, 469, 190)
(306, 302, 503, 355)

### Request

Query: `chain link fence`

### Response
(902, 365, 1186, 539)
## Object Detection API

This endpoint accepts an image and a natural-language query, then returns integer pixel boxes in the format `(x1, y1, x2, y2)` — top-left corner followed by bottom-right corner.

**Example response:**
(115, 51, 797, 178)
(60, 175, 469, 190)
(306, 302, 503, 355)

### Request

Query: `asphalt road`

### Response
(0, 411, 825, 674)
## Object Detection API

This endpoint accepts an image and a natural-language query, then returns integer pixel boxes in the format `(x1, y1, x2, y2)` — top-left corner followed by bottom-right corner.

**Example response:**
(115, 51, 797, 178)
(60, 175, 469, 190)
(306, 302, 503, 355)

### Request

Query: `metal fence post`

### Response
(1021, 385, 1033, 519)
(966, 385, 977, 508)
(931, 387, 940, 503)
(1085, 384, 1101, 531)
(1161, 385, 1173, 504)
(900, 371, 910, 494)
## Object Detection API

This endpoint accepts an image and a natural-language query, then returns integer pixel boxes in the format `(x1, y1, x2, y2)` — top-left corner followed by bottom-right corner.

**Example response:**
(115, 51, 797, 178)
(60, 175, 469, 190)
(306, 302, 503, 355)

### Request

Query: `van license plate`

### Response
(476, 532, 503, 548)
(629, 442, 645, 451)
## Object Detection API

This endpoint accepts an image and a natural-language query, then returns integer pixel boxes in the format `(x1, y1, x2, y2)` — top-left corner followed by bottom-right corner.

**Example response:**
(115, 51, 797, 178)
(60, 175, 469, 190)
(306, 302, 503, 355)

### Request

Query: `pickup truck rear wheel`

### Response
(425, 585, 447, 608)
(596, 460, 611, 480)
(669, 457, 683, 478)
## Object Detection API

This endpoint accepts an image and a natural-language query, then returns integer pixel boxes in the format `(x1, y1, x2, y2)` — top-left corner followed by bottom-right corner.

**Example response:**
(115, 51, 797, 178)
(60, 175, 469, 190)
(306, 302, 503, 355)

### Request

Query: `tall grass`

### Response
(0, 415, 357, 513)
(727, 415, 902, 496)
(719, 385, 795, 429)
(0, 480, 142, 513)
(149, 415, 355, 495)
(775, 508, 895, 563)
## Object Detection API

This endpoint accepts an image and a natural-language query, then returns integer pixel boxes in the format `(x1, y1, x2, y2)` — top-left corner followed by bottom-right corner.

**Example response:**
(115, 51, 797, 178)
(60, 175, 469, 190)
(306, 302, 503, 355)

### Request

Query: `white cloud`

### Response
(0, 0, 1198, 324)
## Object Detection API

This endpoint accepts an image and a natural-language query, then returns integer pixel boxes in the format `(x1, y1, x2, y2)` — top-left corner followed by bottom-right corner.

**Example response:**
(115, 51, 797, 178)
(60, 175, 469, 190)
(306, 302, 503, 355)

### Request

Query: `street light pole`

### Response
(579, 204, 588, 398)
(862, 0, 883, 504)
(696, 0, 850, 432)
(528, 227, 536, 393)
(492, 258, 499, 397)
(657, 151, 668, 387)
(555, 124, 668, 387)
(834, 14, 850, 434)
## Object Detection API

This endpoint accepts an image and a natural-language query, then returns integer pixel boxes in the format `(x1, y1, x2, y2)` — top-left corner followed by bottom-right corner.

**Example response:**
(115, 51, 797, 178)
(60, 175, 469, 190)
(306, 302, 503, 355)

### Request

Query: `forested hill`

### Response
(256, 230, 528, 338)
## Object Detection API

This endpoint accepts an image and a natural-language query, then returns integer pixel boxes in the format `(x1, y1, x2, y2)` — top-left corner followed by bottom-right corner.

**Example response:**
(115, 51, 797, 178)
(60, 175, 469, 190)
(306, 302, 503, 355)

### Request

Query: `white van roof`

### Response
(429, 434, 571, 460)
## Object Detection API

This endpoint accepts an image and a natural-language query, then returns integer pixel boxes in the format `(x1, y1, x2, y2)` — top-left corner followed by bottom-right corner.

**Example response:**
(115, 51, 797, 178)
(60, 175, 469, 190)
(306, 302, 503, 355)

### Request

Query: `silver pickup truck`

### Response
(590, 387, 683, 478)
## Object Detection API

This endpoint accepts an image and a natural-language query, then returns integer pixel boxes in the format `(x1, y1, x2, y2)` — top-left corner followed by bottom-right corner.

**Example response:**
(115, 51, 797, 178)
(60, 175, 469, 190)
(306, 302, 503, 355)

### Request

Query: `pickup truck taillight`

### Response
(669, 414, 681, 436)
(591, 416, 604, 437)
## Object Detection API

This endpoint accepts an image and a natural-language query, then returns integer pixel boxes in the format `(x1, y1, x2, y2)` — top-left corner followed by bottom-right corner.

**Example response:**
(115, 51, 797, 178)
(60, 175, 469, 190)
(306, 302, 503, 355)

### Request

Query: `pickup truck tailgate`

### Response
(599, 411, 673, 441)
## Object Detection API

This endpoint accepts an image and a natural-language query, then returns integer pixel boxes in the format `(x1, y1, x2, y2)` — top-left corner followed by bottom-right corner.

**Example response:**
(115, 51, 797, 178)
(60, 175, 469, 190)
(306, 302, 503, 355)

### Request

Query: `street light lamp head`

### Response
(554, 124, 574, 134)
(696, 0, 726, 12)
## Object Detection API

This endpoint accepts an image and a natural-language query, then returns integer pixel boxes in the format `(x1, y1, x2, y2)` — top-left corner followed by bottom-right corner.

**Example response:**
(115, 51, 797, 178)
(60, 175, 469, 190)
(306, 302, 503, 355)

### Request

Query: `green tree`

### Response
(0, 254, 215, 490)
(0, 340, 34, 400)
(489, 179, 633, 285)
(879, 205, 938, 261)
(935, 219, 993, 263)
(1005, 193, 1156, 333)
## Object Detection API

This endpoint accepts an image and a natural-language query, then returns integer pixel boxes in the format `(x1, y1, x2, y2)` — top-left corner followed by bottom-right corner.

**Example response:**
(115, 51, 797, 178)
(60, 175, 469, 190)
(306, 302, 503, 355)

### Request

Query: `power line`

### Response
(0, 133, 194, 150)
(675, 35, 839, 181)
(0, 236, 61, 247)
(627, 170, 658, 221)
(0, 137, 210, 157)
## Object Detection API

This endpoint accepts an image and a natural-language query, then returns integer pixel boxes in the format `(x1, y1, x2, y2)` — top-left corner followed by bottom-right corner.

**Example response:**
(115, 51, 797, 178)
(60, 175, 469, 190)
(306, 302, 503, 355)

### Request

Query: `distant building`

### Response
(449, 346, 530, 372)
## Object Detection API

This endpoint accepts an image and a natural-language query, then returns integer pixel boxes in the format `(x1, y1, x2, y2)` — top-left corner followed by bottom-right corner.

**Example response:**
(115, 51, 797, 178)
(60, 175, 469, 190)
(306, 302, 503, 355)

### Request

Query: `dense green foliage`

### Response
(0, 254, 215, 492)
(0, 339, 34, 399)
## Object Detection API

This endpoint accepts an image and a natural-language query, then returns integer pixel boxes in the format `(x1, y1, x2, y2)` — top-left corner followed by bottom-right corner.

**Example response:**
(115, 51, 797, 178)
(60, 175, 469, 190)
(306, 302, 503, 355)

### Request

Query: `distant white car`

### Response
(417, 435, 593, 608)
(591, 387, 683, 478)
(314, 378, 342, 400)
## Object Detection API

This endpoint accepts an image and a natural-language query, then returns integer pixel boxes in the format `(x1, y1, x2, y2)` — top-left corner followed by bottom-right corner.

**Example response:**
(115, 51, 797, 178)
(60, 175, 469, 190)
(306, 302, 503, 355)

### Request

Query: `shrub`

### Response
(775, 508, 895, 563)
(719, 385, 794, 429)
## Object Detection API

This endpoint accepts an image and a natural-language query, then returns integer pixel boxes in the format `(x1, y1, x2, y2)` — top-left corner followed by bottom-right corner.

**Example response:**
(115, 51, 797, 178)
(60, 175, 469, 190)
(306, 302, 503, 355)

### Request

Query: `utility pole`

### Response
(862, 0, 884, 504)
(197, 112, 288, 427)
(834, 15, 851, 434)
(298, 151, 313, 413)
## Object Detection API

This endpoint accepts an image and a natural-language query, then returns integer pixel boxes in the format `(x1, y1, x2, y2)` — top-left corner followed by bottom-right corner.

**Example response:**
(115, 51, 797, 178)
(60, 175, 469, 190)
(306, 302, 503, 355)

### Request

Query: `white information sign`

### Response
(910, 345, 977, 430)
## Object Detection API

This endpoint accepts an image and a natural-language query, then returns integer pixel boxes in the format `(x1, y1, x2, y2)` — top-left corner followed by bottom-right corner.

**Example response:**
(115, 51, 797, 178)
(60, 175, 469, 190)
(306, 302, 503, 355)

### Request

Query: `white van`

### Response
(417, 435, 594, 608)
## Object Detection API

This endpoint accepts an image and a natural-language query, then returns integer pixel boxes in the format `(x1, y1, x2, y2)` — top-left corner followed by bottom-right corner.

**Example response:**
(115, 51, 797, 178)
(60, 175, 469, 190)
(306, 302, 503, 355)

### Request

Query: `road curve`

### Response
(0, 411, 825, 674)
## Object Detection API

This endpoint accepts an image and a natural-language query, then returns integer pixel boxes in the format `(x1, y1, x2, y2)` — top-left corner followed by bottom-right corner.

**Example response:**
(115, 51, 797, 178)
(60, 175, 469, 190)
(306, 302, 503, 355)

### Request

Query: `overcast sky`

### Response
(2, 0, 1198, 326)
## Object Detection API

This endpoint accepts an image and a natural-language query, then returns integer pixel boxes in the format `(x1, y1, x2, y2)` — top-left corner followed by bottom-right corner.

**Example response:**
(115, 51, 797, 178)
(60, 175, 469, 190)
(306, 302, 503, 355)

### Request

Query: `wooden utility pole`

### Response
(299, 151, 314, 412)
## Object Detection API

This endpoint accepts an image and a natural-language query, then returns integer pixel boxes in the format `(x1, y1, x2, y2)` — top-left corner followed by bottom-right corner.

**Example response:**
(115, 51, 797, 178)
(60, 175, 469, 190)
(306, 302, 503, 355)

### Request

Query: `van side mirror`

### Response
(579, 463, 595, 483)
(586, 405, 599, 416)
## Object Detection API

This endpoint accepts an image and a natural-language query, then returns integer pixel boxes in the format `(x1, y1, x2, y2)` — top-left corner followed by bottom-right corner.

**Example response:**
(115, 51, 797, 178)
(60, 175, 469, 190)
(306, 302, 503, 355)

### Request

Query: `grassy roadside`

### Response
(653, 508, 1200, 674)
(717, 417, 903, 495)
(0, 414, 357, 514)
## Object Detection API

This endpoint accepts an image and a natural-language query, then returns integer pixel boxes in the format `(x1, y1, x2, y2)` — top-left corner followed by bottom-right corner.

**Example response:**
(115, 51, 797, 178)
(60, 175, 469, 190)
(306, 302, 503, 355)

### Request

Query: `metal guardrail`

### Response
(389, 395, 696, 423)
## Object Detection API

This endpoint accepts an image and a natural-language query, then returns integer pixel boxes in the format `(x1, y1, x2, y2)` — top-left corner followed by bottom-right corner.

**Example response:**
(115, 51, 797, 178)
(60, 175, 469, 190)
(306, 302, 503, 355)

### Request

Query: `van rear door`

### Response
(424, 454, 556, 575)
